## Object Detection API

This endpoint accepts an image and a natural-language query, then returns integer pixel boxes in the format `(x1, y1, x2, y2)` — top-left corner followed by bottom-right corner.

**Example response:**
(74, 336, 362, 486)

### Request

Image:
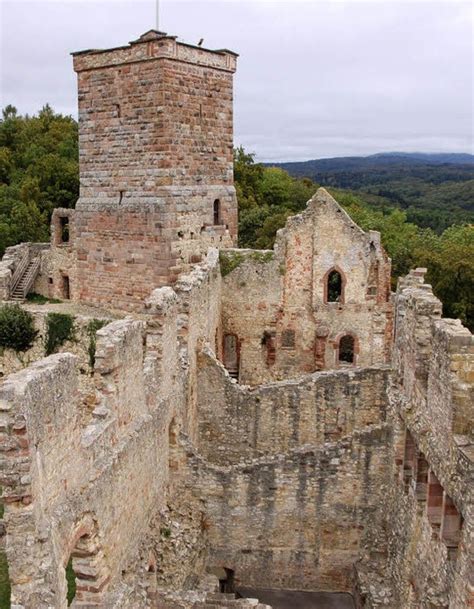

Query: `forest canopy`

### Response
(0, 106, 472, 330)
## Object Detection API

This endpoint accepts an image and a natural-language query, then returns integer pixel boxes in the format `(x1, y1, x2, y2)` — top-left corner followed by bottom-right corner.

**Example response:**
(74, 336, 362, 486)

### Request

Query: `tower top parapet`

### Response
(72, 30, 238, 73)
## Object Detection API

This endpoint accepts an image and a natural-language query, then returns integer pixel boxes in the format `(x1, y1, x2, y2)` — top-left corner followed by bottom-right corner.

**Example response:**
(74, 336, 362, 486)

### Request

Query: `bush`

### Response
(45, 312, 75, 355)
(0, 304, 37, 352)
(86, 319, 108, 369)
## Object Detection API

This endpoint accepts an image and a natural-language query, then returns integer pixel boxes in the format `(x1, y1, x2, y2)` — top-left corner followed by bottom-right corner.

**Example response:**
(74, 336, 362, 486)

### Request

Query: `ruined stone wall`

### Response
(220, 189, 392, 384)
(0, 319, 177, 608)
(181, 425, 390, 593)
(356, 270, 474, 609)
(196, 348, 389, 464)
(172, 250, 223, 442)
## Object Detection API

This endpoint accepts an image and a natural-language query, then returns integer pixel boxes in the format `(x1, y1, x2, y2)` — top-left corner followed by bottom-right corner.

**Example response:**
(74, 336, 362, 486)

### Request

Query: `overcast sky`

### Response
(1, 0, 473, 161)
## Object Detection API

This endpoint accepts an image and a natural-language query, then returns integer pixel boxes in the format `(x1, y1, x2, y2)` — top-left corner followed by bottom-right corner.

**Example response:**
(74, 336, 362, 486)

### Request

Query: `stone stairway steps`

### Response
(10, 257, 40, 301)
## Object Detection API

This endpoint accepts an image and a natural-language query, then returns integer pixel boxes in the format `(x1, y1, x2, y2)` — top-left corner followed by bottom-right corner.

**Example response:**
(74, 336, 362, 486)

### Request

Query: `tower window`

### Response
(213, 199, 221, 225)
(326, 269, 343, 303)
(60, 217, 70, 243)
(338, 334, 355, 364)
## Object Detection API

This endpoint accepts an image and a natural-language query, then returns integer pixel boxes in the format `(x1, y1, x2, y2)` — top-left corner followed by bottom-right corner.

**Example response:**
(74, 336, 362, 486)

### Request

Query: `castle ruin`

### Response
(0, 30, 472, 609)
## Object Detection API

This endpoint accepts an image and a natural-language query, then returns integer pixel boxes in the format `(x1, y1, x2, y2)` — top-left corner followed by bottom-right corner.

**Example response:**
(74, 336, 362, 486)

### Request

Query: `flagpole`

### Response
(156, 0, 160, 31)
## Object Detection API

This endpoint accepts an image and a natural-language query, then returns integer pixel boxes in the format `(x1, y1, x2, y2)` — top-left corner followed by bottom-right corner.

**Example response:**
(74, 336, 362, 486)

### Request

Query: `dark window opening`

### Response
(213, 199, 221, 225)
(60, 217, 69, 243)
(327, 270, 343, 302)
(262, 331, 276, 366)
(62, 275, 70, 300)
(66, 557, 77, 606)
(415, 453, 429, 501)
(441, 495, 463, 560)
(403, 430, 416, 492)
(219, 568, 235, 594)
(338, 335, 355, 364)
(427, 471, 443, 538)
(223, 334, 239, 379)
(281, 329, 296, 349)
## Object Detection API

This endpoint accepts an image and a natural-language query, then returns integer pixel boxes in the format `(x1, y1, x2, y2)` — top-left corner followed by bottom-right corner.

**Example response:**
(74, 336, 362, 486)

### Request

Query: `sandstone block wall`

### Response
(64, 31, 238, 311)
(220, 189, 393, 384)
(196, 348, 390, 464)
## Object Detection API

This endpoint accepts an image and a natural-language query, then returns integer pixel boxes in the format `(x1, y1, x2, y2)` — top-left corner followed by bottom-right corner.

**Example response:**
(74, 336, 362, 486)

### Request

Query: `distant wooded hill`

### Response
(269, 152, 474, 233)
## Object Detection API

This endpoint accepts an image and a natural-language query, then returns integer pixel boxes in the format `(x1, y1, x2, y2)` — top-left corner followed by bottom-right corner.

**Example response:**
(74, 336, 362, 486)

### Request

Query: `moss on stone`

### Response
(249, 251, 274, 264)
(219, 251, 245, 276)
(219, 250, 274, 277)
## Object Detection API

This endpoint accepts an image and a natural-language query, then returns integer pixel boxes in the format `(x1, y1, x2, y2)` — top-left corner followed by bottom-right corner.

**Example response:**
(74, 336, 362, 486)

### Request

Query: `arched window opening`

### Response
(338, 335, 355, 364)
(213, 199, 221, 225)
(326, 269, 343, 303)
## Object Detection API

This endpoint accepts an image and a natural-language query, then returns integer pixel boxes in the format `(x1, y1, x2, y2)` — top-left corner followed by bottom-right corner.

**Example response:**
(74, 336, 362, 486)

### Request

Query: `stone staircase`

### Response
(10, 256, 40, 301)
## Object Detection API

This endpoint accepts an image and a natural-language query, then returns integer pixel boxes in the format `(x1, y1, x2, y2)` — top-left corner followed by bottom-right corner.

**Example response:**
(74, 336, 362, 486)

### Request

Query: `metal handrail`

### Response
(10, 249, 30, 292)
(14, 257, 41, 299)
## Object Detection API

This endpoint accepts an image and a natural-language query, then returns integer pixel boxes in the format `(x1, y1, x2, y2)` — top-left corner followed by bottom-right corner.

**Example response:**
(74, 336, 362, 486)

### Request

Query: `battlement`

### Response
(72, 30, 238, 73)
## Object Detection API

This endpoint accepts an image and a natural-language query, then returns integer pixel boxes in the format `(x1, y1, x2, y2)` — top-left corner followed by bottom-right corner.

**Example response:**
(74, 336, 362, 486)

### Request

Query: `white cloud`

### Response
(1, 0, 472, 160)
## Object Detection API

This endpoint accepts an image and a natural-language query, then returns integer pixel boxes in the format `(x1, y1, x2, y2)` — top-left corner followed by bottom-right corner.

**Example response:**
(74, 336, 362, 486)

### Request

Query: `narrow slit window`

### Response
(213, 199, 221, 225)
(60, 217, 69, 243)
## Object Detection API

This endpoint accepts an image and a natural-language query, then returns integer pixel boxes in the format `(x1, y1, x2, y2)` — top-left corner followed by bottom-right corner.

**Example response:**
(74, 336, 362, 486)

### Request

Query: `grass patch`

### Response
(26, 292, 62, 305)
(45, 312, 75, 355)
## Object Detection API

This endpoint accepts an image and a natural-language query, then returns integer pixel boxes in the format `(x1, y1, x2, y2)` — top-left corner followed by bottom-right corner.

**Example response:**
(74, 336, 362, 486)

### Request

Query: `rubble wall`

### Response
(357, 270, 474, 609)
(196, 349, 390, 464)
(183, 425, 390, 592)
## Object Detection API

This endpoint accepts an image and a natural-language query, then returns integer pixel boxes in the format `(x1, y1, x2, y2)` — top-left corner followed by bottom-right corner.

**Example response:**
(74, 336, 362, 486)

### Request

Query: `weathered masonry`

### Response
(0, 29, 472, 609)
(52, 30, 238, 312)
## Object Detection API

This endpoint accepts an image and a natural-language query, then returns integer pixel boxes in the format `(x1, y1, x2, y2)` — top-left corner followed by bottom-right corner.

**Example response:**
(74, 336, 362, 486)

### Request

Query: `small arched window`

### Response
(338, 334, 355, 364)
(213, 199, 221, 225)
(326, 269, 343, 303)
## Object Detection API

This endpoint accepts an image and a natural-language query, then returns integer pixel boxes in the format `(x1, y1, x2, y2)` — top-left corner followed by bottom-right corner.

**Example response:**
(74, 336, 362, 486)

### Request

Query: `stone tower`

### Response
(63, 30, 238, 310)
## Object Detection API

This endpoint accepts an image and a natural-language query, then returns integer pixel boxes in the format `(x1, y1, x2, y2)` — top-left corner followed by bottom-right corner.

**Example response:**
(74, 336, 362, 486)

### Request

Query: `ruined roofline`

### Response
(71, 29, 238, 73)
(273, 187, 388, 258)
